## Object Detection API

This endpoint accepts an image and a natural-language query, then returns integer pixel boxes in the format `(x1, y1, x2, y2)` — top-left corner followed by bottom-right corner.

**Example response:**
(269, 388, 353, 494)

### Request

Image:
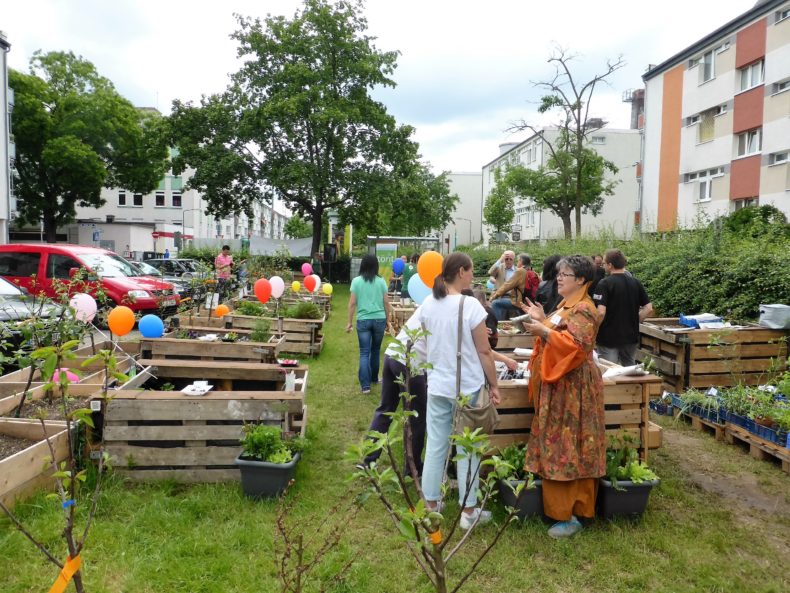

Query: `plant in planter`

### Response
(283, 302, 321, 320)
(493, 444, 541, 519)
(234, 300, 268, 317)
(249, 319, 271, 343)
(235, 423, 306, 498)
(221, 331, 239, 343)
(677, 389, 723, 424)
(598, 435, 660, 519)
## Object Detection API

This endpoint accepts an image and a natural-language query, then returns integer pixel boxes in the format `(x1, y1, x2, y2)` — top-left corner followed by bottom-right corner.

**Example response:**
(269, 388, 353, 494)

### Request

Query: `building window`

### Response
(155, 192, 165, 207)
(734, 197, 759, 210)
(133, 193, 143, 207)
(591, 136, 606, 145)
(698, 179, 712, 201)
(737, 129, 762, 157)
(777, 8, 790, 23)
(685, 114, 700, 126)
(739, 60, 764, 91)
(118, 192, 126, 206)
(698, 109, 717, 143)
(772, 79, 790, 94)
(172, 192, 182, 207)
(769, 151, 789, 165)
(700, 50, 715, 83)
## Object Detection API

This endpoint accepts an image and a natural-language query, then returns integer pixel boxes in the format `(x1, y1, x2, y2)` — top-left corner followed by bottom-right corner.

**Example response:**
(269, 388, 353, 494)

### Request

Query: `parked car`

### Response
(0, 244, 180, 322)
(129, 260, 192, 299)
(143, 258, 206, 280)
(0, 276, 61, 361)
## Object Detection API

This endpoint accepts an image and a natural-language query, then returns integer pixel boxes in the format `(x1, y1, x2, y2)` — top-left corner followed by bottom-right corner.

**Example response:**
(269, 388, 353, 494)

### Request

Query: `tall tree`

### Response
(283, 214, 313, 239)
(10, 51, 169, 242)
(484, 169, 515, 239)
(168, 0, 422, 255)
(510, 47, 624, 237)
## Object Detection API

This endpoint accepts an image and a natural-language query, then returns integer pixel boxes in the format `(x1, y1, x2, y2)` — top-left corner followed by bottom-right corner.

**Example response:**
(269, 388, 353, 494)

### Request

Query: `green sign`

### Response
(375, 242, 398, 282)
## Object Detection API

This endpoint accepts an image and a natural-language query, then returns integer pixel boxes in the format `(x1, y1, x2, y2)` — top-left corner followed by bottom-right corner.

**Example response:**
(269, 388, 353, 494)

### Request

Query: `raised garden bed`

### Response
(137, 334, 286, 364)
(100, 361, 308, 482)
(0, 418, 69, 509)
(637, 318, 788, 392)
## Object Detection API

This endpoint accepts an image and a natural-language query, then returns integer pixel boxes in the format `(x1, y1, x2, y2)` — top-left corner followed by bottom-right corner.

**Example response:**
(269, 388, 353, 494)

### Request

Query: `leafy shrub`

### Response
(239, 423, 305, 464)
(283, 302, 322, 320)
(250, 319, 271, 343)
(234, 301, 268, 317)
(606, 435, 658, 486)
(495, 444, 527, 480)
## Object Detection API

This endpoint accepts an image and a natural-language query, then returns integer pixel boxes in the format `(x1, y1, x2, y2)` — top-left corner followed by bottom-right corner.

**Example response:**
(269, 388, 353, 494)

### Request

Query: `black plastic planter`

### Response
(236, 453, 300, 499)
(597, 478, 659, 519)
(497, 478, 543, 519)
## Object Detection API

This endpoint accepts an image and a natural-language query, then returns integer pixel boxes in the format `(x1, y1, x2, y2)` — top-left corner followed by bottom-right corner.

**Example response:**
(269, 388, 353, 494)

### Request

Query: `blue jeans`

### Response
(421, 391, 480, 508)
(491, 297, 517, 321)
(356, 318, 386, 390)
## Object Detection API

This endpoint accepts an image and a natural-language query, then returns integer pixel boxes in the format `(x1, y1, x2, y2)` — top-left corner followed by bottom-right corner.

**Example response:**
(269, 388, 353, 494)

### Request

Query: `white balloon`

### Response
(69, 293, 97, 323)
(270, 276, 285, 299)
(311, 274, 321, 293)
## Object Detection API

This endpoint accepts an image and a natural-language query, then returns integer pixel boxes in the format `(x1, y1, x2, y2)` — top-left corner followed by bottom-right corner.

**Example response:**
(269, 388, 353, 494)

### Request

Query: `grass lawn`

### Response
(2, 285, 789, 592)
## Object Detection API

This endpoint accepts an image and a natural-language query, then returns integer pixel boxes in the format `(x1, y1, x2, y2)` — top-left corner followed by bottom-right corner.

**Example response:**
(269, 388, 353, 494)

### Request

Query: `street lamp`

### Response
(454, 217, 473, 247)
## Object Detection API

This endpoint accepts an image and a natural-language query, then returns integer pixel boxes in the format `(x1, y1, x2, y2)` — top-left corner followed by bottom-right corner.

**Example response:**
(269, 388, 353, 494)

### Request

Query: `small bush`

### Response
(283, 302, 322, 320)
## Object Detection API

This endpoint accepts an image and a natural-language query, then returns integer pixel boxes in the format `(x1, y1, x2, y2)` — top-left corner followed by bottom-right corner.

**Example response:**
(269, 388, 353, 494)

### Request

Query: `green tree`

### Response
(503, 144, 618, 239)
(168, 0, 421, 255)
(484, 169, 515, 238)
(511, 48, 624, 238)
(283, 214, 313, 239)
(10, 51, 169, 242)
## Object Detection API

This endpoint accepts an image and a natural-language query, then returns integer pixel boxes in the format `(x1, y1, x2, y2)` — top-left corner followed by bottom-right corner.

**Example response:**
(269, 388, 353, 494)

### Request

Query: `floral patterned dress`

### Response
(525, 295, 605, 481)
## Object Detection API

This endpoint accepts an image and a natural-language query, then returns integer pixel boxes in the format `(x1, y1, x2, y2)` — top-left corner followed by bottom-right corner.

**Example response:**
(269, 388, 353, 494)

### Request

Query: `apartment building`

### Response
(481, 127, 641, 241)
(438, 172, 483, 252)
(0, 32, 11, 243)
(641, 0, 790, 230)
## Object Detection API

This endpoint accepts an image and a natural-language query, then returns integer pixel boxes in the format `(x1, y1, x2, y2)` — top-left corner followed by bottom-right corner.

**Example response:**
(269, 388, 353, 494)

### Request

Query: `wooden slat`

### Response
(636, 349, 681, 375)
(0, 419, 67, 440)
(685, 328, 787, 345)
(604, 408, 642, 425)
(689, 342, 788, 360)
(689, 373, 770, 388)
(494, 413, 534, 431)
(690, 358, 780, 374)
(107, 445, 240, 466)
(136, 359, 304, 381)
(601, 384, 642, 405)
(118, 468, 240, 483)
(106, 397, 303, 421)
(104, 424, 245, 441)
(648, 421, 662, 449)
(0, 428, 69, 496)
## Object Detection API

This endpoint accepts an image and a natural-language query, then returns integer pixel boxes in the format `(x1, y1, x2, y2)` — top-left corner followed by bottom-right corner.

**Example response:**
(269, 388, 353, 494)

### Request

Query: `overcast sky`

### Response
(3, 0, 758, 173)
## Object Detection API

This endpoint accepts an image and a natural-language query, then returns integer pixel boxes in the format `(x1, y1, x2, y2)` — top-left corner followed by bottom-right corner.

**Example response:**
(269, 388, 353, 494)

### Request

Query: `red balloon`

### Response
(254, 278, 272, 304)
(304, 275, 317, 293)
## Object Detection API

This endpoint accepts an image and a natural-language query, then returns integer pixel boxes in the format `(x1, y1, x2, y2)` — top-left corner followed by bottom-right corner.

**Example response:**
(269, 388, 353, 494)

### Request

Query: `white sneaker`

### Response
(426, 500, 444, 514)
(459, 508, 492, 530)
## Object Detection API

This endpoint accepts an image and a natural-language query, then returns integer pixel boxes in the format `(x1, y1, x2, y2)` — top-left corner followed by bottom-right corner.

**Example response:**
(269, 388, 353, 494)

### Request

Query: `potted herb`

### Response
(235, 424, 305, 498)
(597, 435, 660, 519)
(221, 331, 239, 343)
(494, 443, 542, 519)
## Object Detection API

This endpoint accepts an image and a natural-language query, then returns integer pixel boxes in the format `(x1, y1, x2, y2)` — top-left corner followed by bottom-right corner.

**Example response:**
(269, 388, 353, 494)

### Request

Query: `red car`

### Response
(0, 244, 180, 320)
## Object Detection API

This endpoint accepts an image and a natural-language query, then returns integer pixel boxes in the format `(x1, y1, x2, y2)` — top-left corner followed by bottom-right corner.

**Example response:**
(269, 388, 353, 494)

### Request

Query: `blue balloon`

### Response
(392, 259, 405, 275)
(407, 275, 431, 305)
(139, 314, 164, 338)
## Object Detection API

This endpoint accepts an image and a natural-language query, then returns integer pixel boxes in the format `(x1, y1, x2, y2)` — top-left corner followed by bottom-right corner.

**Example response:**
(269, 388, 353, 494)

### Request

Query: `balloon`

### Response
(392, 259, 405, 275)
(417, 251, 443, 288)
(304, 275, 317, 292)
(53, 368, 80, 384)
(292, 281, 301, 292)
(301, 262, 313, 276)
(214, 304, 230, 318)
(407, 275, 432, 305)
(139, 314, 164, 338)
(69, 293, 97, 323)
(254, 278, 272, 304)
(311, 274, 321, 293)
(322, 283, 333, 296)
(270, 276, 285, 299)
(107, 306, 135, 336)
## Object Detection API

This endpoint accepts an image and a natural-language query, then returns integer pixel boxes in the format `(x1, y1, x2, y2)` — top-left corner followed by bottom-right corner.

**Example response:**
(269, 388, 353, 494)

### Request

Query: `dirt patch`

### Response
(0, 433, 37, 459)
(663, 429, 790, 517)
(17, 396, 87, 422)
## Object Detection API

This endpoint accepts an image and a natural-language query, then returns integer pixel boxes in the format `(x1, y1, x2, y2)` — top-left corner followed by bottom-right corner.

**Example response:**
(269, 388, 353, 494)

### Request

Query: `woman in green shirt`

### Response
(400, 254, 419, 300)
(347, 254, 392, 394)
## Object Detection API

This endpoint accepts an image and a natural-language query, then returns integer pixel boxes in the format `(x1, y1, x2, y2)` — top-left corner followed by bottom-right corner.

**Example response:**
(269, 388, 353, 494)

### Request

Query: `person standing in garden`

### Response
(418, 252, 500, 530)
(214, 245, 234, 303)
(400, 254, 418, 302)
(536, 254, 562, 315)
(347, 254, 392, 394)
(592, 249, 654, 366)
(311, 251, 324, 280)
(519, 255, 605, 538)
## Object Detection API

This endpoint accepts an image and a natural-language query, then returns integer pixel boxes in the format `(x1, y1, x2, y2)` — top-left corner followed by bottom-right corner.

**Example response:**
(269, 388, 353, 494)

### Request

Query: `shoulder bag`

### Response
(454, 296, 500, 435)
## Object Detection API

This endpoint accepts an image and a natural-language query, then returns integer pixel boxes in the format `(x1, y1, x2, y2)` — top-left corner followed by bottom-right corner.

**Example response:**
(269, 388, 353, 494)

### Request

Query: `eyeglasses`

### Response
(557, 272, 576, 278)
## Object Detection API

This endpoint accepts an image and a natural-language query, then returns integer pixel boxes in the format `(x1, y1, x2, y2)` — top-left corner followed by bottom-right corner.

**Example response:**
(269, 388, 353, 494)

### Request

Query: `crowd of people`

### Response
(347, 248, 653, 538)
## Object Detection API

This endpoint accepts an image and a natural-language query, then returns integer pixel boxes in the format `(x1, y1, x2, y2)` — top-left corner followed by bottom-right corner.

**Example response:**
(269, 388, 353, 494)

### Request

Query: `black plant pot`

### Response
(236, 453, 300, 499)
(497, 478, 543, 519)
(597, 478, 659, 519)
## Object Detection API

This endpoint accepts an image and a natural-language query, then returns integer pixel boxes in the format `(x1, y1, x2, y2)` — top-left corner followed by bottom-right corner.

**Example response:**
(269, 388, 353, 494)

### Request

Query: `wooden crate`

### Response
(101, 362, 308, 482)
(138, 335, 285, 364)
(637, 318, 788, 391)
(0, 419, 69, 509)
(230, 294, 333, 318)
(491, 368, 661, 461)
(391, 305, 417, 333)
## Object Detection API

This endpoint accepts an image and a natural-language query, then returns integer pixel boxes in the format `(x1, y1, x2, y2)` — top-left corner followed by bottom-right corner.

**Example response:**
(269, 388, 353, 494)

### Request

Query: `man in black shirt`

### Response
(592, 249, 653, 366)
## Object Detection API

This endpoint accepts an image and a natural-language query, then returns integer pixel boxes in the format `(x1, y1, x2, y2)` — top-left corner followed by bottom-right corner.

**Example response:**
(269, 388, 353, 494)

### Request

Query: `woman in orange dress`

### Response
(520, 255, 605, 538)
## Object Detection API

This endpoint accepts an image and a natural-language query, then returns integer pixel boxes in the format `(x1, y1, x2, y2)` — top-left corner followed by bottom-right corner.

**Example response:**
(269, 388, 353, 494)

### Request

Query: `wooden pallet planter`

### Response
(390, 305, 417, 333)
(138, 335, 285, 364)
(491, 369, 661, 461)
(0, 419, 69, 509)
(637, 318, 788, 391)
(230, 294, 332, 318)
(101, 361, 308, 482)
(725, 423, 790, 474)
(672, 407, 726, 441)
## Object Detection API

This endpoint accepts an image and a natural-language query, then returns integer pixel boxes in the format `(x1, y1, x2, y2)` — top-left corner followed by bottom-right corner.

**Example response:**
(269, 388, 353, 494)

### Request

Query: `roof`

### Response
(643, 0, 787, 81)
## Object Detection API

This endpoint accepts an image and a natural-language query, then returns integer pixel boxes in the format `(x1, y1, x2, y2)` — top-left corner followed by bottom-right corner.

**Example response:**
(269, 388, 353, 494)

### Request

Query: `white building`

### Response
(0, 32, 11, 243)
(438, 172, 483, 252)
(641, 0, 790, 230)
(481, 127, 641, 241)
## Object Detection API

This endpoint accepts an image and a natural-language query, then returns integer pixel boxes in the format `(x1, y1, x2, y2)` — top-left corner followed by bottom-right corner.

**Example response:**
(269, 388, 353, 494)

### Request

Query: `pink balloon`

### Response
(301, 262, 313, 276)
(69, 293, 97, 323)
(270, 276, 285, 299)
(53, 368, 80, 384)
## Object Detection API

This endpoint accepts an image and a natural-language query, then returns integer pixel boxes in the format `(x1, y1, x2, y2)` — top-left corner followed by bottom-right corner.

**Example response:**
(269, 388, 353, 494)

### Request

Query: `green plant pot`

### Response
(235, 452, 300, 499)
(497, 478, 543, 519)
(597, 478, 659, 519)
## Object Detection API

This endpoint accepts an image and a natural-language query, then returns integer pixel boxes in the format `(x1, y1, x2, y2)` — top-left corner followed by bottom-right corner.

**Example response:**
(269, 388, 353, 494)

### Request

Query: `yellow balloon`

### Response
(291, 281, 301, 292)
(322, 283, 333, 295)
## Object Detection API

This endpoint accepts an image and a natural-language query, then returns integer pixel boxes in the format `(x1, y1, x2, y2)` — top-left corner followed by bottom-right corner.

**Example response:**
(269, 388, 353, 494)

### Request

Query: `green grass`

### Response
(2, 285, 789, 592)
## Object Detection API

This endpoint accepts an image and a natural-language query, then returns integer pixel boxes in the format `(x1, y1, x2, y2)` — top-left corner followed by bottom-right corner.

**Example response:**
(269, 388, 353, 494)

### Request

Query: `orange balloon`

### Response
(214, 304, 230, 317)
(107, 306, 135, 336)
(417, 251, 443, 288)
(304, 275, 317, 293)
